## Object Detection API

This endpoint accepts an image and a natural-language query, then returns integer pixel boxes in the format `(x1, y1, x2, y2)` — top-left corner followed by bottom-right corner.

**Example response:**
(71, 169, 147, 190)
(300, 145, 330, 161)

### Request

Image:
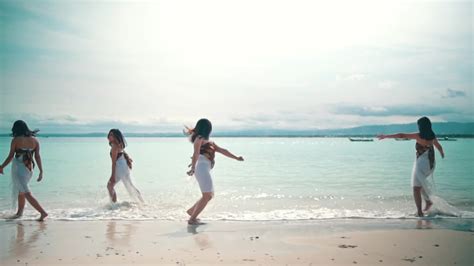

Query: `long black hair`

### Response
(184, 118, 212, 143)
(11, 120, 38, 137)
(108, 129, 127, 148)
(417, 116, 436, 140)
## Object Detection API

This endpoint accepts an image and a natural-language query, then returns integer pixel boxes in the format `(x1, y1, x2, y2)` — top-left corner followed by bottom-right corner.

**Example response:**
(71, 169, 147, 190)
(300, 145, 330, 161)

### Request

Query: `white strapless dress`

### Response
(11, 155, 33, 207)
(115, 155, 144, 203)
(411, 150, 435, 201)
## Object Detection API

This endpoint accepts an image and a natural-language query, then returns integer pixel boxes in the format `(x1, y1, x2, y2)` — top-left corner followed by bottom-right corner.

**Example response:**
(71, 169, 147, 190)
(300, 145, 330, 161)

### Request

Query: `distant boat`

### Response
(349, 137, 374, 142)
(438, 137, 457, 141)
(395, 138, 410, 141)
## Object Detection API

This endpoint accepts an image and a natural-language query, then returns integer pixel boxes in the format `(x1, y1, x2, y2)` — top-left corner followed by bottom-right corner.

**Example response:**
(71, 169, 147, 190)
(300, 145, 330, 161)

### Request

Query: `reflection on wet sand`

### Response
(416, 219, 433, 229)
(11, 221, 47, 258)
(106, 221, 137, 246)
(187, 224, 212, 250)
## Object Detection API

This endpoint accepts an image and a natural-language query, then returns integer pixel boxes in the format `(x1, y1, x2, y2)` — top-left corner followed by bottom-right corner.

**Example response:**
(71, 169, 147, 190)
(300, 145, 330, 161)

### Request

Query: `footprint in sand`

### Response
(402, 257, 416, 262)
(338, 244, 357, 248)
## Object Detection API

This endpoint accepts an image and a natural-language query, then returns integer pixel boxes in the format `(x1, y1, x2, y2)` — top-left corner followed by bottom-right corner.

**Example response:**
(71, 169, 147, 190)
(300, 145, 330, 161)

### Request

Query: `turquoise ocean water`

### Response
(0, 137, 472, 221)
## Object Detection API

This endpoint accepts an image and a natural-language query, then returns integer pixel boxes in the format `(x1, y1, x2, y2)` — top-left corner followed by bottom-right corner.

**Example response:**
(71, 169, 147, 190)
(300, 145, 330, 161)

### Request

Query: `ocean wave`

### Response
(1, 203, 473, 221)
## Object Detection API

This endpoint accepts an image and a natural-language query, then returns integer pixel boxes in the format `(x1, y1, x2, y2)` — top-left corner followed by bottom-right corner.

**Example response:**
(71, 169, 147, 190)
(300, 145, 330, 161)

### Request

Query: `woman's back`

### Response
(415, 134, 434, 147)
(14, 136, 37, 151)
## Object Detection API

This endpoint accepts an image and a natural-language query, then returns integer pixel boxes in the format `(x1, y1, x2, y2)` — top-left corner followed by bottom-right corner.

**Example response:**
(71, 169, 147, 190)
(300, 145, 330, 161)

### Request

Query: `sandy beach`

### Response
(0, 219, 472, 265)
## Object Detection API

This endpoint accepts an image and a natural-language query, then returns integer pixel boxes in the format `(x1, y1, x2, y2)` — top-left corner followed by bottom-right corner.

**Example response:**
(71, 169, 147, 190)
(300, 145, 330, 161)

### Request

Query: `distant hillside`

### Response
(215, 122, 474, 137)
(317, 122, 474, 136)
(0, 122, 472, 137)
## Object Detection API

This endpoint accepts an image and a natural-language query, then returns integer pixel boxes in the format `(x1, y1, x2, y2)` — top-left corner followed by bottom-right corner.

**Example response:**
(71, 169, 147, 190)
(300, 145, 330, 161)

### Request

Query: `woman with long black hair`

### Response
(184, 118, 244, 225)
(377, 117, 445, 217)
(0, 120, 48, 221)
(106, 129, 144, 203)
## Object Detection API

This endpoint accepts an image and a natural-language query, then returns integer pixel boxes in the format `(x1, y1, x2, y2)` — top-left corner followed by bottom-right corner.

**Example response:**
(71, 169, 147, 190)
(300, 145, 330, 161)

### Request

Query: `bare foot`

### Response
(415, 211, 424, 218)
(37, 212, 48, 222)
(186, 210, 200, 221)
(188, 218, 203, 225)
(423, 201, 433, 212)
(7, 213, 22, 220)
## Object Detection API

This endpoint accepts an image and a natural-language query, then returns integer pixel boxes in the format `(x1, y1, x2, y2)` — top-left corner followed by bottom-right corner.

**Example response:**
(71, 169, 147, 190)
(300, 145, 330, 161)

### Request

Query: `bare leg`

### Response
(16, 193, 26, 216)
(8, 193, 26, 219)
(187, 200, 200, 216)
(186, 201, 202, 223)
(413, 187, 423, 217)
(24, 193, 48, 221)
(107, 180, 117, 203)
(421, 188, 433, 212)
(188, 192, 213, 224)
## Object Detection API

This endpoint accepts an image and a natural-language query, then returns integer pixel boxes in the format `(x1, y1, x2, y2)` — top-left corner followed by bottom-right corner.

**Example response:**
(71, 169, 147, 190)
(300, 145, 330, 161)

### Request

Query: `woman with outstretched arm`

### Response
(377, 117, 445, 217)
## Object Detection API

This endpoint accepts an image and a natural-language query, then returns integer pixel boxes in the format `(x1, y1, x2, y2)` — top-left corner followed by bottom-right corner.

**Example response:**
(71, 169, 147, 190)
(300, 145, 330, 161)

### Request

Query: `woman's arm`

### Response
(214, 143, 244, 161)
(187, 138, 202, 176)
(377, 132, 419, 140)
(0, 138, 16, 174)
(433, 138, 445, 158)
(33, 138, 44, 181)
(110, 144, 119, 182)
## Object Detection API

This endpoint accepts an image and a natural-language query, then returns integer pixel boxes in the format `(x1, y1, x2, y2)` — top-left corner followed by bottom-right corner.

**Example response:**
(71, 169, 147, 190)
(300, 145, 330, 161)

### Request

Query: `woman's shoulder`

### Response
(14, 135, 38, 140)
(10, 137, 18, 147)
(194, 137, 214, 146)
(194, 135, 206, 143)
(12, 135, 23, 141)
(110, 143, 120, 150)
(416, 136, 435, 146)
(11, 135, 35, 142)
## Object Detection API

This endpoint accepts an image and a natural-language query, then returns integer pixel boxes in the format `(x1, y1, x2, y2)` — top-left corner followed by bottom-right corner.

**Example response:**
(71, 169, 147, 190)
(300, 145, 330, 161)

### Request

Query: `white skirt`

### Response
(114, 155, 144, 203)
(411, 151, 435, 201)
(194, 155, 214, 193)
(12, 156, 32, 194)
(11, 156, 33, 207)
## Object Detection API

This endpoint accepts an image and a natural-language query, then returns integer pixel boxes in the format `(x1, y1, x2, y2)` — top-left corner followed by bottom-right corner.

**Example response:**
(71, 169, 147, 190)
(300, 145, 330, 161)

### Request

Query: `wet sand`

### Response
(0, 219, 472, 265)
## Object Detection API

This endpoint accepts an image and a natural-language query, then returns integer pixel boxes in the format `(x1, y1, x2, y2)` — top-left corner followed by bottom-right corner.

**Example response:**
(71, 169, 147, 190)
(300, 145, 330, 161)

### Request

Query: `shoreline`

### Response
(1, 219, 473, 265)
(1, 216, 474, 229)
(1, 135, 474, 138)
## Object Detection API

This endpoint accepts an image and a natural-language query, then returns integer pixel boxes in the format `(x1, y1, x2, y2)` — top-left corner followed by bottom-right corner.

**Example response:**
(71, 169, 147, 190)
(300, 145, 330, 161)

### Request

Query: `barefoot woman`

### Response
(106, 129, 144, 203)
(378, 117, 445, 217)
(185, 118, 244, 224)
(0, 120, 48, 221)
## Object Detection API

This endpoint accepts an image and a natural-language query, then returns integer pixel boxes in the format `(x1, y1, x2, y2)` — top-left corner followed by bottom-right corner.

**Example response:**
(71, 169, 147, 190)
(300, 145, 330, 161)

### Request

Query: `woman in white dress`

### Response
(378, 117, 445, 217)
(0, 120, 48, 221)
(185, 118, 244, 225)
(106, 129, 144, 203)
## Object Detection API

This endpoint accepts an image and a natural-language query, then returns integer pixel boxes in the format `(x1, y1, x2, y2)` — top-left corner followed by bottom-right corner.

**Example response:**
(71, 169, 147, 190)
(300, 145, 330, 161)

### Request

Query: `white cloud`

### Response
(0, 0, 472, 132)
(378, 80, 396, 90)
(346, 74, 367, 81)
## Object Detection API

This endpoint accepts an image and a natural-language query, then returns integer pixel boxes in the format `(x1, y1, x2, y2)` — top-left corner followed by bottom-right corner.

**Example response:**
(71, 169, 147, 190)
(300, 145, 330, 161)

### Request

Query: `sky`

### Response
(0, 0, 472, 133)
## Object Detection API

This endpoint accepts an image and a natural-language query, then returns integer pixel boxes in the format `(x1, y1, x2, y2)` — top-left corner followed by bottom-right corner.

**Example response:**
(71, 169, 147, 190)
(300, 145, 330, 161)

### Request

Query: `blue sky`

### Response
(0, 0, 472, 133)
